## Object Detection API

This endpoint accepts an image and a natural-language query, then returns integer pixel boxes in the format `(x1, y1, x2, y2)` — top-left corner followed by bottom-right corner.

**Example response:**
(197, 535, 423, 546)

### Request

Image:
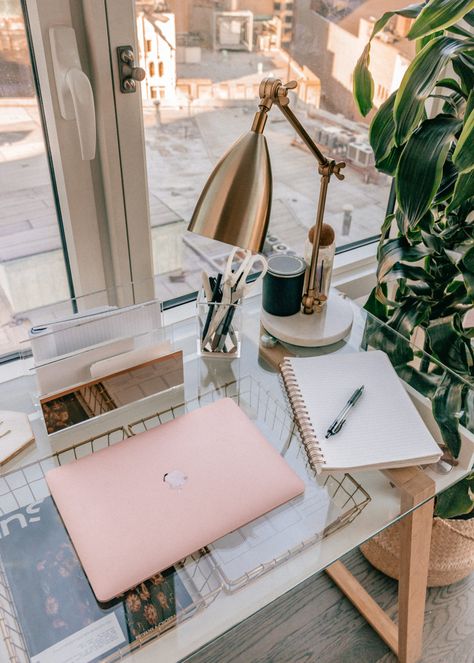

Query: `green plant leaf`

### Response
(396, 364, 441, 397)
(453, 102, 474, 173)
(431, 373, 465, 456)
(396, 115, 462, 227)
(449, 22, 474, 38)
(426, 314, 474, 376)
(353, 3, 424, 116)
(446, 168, 474, 211)
(377, 238, 433, 282)
(408, 0, 474, 40)
(464, 388, 474, 433)
(370, 3, 424, 37)
(380, 212, 396, 239)
(353, 45, 374, 117)
(436, 91, 467, 115)
(387, 298, 431, 338)
(434, 157, 459, 203)
(383, 263, 435, 285)
(421, 226, 444, 252)
(459, 245, 474, 300)
(453, 53, 474, 96)
(436, 77, 468, 97)
(464, 9, 474, 24)
(395, 209, 408, 235)
(394, 36, 469, 145)
(369, 93, 405, 175)
(362, 315, 415, 366)
(369, 92, 397, 163)
(363, 286, 388, 321)
(435, 476, 474, 518)
(378, 146, 404, 176)
(416, 29, 444, 52)
(466, 89, 474, 118)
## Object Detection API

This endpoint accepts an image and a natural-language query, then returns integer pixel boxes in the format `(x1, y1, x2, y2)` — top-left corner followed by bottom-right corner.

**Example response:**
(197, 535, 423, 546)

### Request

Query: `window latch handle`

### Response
(49, 26, 96, 161)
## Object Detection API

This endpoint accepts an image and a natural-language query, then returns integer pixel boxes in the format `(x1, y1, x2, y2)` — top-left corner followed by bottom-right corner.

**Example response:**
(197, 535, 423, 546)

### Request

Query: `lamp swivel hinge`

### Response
(319, 159, 347, 181)
(258, 78, 297, 108)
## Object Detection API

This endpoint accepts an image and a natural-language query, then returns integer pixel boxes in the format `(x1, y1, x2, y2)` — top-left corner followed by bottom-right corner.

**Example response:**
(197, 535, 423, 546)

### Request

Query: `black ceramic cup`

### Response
(262, 255, 306, 317)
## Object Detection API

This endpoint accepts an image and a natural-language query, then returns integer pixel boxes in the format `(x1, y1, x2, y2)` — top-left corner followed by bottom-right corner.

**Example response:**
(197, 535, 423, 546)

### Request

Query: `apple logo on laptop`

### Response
(163, 470, 188, 490)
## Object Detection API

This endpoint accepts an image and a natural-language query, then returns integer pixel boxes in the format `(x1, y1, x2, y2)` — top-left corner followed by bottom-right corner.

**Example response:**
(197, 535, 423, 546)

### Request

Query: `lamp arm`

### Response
(277, 103, 329, 168)
(255, 77, 346, 313)
(302, 173, 330, 313)
(279, 102, 338, 312)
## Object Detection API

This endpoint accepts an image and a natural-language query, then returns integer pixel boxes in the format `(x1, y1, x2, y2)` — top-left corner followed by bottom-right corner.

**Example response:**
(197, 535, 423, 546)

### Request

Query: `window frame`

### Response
(23, 0, 155, 308)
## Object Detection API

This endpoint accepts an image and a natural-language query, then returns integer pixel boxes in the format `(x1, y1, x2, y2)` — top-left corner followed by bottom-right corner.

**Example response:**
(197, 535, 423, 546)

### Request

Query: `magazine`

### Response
(0, 497, 194, 662)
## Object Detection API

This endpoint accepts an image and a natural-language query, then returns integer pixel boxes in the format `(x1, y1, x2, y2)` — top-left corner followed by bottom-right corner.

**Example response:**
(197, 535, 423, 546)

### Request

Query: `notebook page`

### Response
(288, 351, 441, 471)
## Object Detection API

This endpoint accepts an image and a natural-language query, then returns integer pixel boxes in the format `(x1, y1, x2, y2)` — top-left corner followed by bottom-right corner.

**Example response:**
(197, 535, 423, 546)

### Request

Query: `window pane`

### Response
(0, 0, 70, 357)
(136, 1, 410, 301)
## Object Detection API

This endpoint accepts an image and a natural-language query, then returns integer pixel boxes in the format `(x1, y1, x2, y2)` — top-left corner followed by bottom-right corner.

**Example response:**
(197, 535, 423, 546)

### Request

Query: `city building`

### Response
(273, 0, 295, 45)
(290, 0, 415, 121)
(135, 8, 177, 101)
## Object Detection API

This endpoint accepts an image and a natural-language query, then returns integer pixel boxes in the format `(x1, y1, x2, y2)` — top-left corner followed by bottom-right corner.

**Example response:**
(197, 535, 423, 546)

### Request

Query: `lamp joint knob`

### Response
(333, 161, 346, 181)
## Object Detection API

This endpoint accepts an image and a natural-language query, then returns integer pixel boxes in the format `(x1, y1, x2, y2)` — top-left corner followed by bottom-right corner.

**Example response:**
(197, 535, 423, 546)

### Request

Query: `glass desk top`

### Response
(0, 294, 472, 663)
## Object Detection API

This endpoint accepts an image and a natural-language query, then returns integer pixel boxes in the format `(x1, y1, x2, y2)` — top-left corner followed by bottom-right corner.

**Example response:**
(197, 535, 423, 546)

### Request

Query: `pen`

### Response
(216, 306, 236, 351)
(202, 272, 222, 342)
(325, 385, 364, 438)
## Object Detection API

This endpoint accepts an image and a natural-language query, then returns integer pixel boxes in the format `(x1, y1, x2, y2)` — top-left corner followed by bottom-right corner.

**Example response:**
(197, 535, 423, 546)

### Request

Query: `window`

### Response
(0, 0, 71, 357)
(1, 0, 154, 361)
(120, 0, 401, 302)
(1, 0, 402, 361)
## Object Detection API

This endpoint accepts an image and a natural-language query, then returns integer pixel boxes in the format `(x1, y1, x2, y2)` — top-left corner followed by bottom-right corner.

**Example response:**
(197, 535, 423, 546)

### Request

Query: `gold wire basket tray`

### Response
(0, 377, 370, 661)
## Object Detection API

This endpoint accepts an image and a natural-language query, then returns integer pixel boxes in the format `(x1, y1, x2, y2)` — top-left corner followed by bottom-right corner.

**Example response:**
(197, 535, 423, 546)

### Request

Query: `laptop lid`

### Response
(46, 398, 304, 602)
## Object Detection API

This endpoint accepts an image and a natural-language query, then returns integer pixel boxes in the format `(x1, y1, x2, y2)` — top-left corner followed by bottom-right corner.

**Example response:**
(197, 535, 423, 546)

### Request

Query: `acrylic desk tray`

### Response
(0, 427, 220, 663)
(128, 376, 371, 592)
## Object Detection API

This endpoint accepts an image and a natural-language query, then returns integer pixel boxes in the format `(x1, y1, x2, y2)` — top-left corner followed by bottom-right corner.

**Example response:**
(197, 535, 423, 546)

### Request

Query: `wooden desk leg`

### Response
(326, 468, 435, 663)
(398, 496, 434, 663)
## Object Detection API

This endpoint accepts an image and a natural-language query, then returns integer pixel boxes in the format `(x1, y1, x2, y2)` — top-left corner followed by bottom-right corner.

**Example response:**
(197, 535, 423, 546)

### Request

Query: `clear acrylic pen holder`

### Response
(197, 291, 242, 358)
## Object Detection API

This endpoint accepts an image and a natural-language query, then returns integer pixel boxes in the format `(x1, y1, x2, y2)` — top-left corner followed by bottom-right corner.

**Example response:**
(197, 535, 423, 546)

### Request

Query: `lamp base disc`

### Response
(261, 294, 353, 347)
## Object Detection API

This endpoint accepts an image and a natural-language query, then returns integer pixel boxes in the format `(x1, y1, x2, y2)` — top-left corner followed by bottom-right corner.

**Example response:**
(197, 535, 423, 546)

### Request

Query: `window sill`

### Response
(0, 241, 377, 384)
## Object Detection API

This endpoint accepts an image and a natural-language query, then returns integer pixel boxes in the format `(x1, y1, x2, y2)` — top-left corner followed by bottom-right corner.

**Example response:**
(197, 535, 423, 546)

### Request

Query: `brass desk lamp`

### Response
(189, 77, 353, 347)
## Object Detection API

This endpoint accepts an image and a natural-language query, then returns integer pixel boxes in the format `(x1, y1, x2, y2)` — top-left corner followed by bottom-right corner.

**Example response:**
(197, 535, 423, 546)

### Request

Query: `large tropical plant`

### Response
(353, 0, 474, 518)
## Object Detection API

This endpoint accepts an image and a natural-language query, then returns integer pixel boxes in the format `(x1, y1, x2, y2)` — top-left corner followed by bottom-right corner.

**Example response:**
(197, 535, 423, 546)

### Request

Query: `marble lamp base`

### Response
(261, 292, 353, 348)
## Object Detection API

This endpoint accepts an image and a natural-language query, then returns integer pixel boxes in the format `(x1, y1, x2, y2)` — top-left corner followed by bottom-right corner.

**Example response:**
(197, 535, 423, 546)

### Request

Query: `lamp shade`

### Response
(188, 131, 272, 252)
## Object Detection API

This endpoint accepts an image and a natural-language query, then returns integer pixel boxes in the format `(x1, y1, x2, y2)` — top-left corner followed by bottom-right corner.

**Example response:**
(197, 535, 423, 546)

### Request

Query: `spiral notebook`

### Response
(281, 351, 442, 474)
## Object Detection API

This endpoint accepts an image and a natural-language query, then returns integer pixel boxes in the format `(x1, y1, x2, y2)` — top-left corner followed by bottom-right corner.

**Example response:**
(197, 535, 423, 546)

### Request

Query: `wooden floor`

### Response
(185, 550, 474, 663)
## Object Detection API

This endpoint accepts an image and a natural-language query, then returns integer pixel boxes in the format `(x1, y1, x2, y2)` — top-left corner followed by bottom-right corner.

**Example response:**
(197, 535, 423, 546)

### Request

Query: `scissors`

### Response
(202, 249, 268, 348)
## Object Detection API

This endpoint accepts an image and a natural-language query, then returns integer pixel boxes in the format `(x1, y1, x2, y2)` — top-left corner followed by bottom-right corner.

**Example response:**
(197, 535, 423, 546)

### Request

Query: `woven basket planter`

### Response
(361, 517, 474, 587)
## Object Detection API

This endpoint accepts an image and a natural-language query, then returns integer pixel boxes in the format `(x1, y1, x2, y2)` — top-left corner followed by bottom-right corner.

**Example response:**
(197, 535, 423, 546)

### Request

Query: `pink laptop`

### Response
(46, 398, 304, 602)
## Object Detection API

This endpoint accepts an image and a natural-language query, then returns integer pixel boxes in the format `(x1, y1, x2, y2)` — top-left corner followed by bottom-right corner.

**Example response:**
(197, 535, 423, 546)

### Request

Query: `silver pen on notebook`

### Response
(325, 385, 364, 438)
